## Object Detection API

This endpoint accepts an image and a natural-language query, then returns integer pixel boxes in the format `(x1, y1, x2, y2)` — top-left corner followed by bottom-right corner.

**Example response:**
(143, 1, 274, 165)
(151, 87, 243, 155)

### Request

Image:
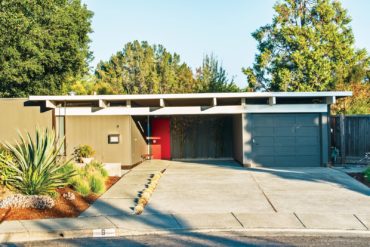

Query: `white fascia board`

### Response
(245, 104, 327, 113)
(55, 104, 327, 116)
(55, 106, 246, 116)
(29, 91, 352, 101)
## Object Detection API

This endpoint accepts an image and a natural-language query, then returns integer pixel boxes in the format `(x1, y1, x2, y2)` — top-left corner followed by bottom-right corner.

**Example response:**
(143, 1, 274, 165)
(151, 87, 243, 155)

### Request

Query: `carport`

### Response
(29, 91, 351, 167)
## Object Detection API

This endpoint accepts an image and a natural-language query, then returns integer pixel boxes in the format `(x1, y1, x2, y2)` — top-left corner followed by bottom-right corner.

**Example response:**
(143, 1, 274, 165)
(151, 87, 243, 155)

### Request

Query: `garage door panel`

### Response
(254, 136, 273, 146)
(253, 127, 274, 136)
(253, 146, 274, 155)
(275, 156, 297, 166)
(296, 114, 319, 126)
(254, 156, 274, 166)
(296, 126, 317, 136)
(274, 127, 295, 136)
(274, 137, 295, 146)
(275, 116, 296, 126)
(274, 146, 293, 155)
(253, 116, 274, 127)
(295, 146, 319, 155)
(296, 136, 318, 145)
(252, 113, 321, 167)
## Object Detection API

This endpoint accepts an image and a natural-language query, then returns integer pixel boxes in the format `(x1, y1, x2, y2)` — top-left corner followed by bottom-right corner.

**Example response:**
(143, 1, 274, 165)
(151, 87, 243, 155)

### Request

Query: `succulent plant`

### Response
(134, 204, 144, 215)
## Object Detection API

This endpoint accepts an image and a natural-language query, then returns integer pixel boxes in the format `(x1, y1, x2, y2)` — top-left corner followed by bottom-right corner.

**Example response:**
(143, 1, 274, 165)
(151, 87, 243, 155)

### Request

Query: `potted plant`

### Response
(74, 145, 95, 164)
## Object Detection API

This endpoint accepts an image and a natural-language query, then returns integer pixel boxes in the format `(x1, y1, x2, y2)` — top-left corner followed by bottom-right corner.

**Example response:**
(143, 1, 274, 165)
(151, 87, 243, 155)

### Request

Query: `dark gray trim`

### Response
(320, 112, 329, 166)
(242, 113, 253, 166)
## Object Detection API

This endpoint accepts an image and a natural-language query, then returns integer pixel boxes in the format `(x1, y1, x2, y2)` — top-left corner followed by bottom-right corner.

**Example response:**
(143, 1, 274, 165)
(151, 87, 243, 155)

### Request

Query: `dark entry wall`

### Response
(171, 116, 233, 159)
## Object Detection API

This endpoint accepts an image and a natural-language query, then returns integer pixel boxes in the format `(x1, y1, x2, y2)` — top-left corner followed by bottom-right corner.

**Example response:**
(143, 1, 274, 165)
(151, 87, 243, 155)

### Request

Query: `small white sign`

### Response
(108, 134, 120, 144)
(92, 228, 116, 238)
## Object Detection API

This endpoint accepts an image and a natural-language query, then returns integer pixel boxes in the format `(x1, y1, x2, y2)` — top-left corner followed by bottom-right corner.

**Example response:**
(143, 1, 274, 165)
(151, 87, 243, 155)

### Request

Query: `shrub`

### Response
(74, 180, 90, 197)
(88, 174, 106, 194)
(0, 145, 13, 161)
(63, 161, 109, 196)
(0, 129, 74, 196)
(0, 145, 15, 188)
(73, 145, 95, 161)
(85, 161, 109, 178)
(58, 162, 79, 183)
(134, 204, 144, 215)
(364, 167, 370, 183)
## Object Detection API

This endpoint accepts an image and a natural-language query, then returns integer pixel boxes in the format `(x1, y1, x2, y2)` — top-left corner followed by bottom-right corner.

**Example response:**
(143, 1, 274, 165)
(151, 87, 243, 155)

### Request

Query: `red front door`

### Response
(151, 118, 171, 160)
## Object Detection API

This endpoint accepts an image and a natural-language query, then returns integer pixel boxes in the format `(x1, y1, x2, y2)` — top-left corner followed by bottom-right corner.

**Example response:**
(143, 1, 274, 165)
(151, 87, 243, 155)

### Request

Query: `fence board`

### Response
(330, 115, 370, 163)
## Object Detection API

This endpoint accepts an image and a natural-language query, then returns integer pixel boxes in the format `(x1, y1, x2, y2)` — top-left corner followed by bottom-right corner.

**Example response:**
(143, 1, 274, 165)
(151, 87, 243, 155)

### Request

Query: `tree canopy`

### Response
(94, 41, 240, 94)
(0, 0, 93, 97)
(94, 41, 196, 94)
(196, 54, 240, 93)
(243, 0, 369, 93)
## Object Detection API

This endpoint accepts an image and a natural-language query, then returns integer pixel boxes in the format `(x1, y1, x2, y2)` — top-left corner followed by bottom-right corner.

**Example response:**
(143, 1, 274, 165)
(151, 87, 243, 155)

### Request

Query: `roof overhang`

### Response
(29, 91, 352, 101)
(28, 91, 352, 115)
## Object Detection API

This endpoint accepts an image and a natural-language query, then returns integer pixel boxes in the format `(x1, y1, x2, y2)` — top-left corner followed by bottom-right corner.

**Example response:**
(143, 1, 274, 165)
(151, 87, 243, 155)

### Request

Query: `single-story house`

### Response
(0, 91, 351, 168)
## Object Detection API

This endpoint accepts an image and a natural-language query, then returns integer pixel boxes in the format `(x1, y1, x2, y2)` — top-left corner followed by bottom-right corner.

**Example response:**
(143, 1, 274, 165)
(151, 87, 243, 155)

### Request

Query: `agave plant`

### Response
(0, 128, 74, 195)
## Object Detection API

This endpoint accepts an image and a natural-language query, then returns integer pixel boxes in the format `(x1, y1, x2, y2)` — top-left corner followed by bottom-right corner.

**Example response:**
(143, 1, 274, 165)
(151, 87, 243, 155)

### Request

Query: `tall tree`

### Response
(332, 63, 370, 114)
(243, 0, 369, 92)
(0, 0, 93, 97)
(196, 54, 240, 93)
(95, 41, 196, 94)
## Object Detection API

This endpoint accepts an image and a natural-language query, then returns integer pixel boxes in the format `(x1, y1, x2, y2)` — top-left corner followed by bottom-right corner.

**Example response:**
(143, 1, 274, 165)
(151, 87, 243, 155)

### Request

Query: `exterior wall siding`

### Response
(65, 115, 132, 165)
(130, 118, 147, 165)
(0, 99, 52, 143)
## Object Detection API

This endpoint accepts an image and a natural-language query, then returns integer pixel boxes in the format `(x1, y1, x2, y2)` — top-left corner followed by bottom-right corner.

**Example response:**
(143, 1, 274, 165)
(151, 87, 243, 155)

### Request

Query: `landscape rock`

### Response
(63, 192, 76, 201)
(0, 194, 55, 209)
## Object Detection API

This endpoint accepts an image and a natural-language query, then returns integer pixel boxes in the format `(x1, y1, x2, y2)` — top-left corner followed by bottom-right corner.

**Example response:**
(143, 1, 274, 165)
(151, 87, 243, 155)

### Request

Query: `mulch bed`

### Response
(348, 173, 370, 188)
(0, 176, 120, 222)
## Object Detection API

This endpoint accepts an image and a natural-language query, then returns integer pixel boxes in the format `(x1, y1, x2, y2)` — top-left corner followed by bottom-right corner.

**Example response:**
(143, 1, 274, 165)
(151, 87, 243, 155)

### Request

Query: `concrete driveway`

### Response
(79, 159, 370, 232)
(143, 160, 370, 215)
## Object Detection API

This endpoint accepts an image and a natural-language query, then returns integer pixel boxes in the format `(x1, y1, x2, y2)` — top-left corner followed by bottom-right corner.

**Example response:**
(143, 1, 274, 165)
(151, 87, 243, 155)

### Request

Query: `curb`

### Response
(2, 225, 370, 243)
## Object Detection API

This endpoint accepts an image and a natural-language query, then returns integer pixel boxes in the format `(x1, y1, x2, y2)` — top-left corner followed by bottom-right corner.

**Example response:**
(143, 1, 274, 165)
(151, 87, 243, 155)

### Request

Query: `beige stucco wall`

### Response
(0, 99, 53, 143)
(130, 118, 147, 165)
(65, 115, 131, 165)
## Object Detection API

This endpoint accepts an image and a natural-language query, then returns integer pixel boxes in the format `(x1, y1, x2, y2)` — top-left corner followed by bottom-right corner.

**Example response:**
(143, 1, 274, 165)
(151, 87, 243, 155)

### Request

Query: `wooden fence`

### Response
(330, 115, 370, 163)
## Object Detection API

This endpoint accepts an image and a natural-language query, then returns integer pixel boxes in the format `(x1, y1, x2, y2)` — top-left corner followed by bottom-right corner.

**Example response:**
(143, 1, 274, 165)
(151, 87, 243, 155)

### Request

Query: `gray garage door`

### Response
(252, 113, 321, 167)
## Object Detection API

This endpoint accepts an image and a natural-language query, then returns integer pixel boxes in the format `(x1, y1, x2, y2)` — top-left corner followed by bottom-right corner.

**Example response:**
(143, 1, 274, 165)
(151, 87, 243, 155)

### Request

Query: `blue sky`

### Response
(82, 0, 370, 87)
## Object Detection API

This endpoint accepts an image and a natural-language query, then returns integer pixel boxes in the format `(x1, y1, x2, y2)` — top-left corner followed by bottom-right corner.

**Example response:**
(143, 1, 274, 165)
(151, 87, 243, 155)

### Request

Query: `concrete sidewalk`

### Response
(1, 212, 370, 243)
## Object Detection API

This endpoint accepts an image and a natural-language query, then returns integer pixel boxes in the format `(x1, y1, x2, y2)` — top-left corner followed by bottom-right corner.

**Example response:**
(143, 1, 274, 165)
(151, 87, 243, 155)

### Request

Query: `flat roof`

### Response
(29, 91, 352, 101)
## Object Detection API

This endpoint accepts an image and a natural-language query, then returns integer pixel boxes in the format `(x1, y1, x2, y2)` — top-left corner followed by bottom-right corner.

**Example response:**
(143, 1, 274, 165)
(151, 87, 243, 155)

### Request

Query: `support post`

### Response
(269, 97, 276, 105)
(326, 96, 336, 104)
(159, 98, 165, 108)
(339, 114, 345, 164)
(212, 97, 217, 107)
(147, 115, 150, 156)
(98, 100, 107, 108)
